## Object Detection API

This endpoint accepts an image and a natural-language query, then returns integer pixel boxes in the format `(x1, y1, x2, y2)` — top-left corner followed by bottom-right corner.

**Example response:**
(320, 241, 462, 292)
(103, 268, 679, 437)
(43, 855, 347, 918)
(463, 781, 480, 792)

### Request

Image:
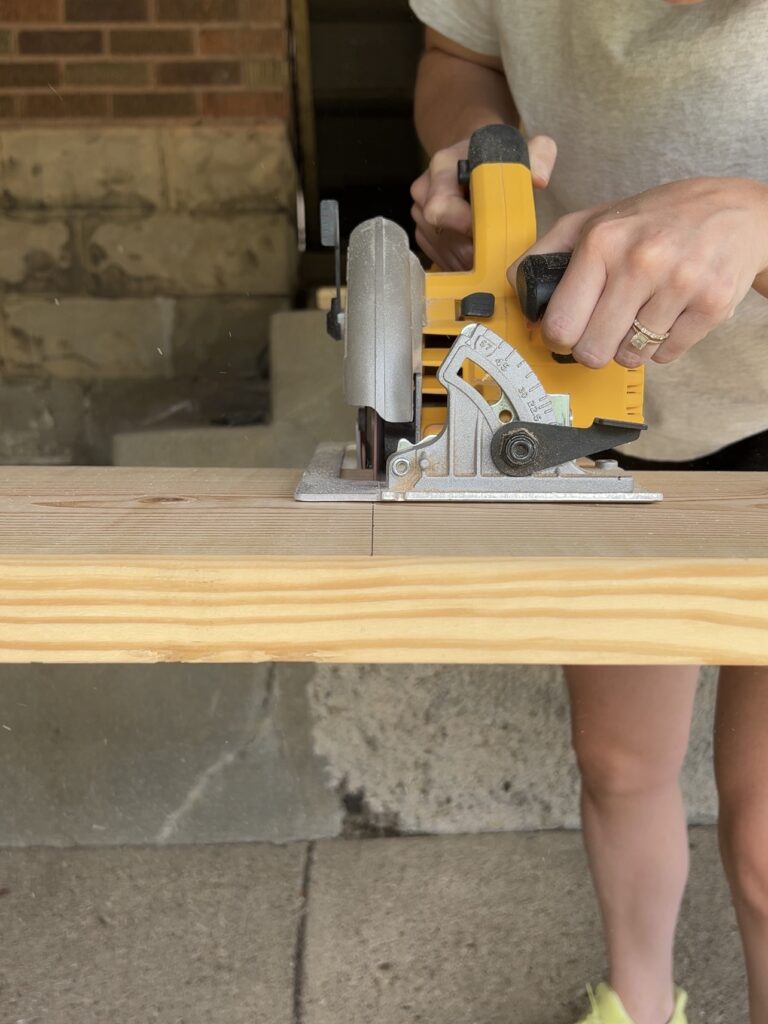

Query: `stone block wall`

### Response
(0, 1, 297, 464)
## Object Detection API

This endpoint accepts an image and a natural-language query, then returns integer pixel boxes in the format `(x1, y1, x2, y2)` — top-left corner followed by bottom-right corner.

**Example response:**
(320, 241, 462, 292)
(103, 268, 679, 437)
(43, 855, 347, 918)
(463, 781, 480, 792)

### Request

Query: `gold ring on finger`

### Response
(629, 318, 671, 351)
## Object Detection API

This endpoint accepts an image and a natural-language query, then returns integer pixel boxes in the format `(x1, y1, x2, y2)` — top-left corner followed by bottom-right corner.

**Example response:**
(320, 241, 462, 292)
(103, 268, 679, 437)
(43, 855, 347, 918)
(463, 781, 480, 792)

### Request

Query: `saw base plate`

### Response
(295, 443, 663, 504)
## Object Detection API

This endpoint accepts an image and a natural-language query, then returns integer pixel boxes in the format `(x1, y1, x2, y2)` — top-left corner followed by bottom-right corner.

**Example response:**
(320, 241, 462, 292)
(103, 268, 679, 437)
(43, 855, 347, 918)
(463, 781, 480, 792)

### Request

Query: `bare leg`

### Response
(715, 666, 768, 1023)
(566, 665, 699, 1024)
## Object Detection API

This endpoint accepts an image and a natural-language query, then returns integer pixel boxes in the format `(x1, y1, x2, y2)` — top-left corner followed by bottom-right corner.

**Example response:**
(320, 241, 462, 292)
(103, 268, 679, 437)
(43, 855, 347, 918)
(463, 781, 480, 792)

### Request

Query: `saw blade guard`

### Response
(344, 217, 424, 425)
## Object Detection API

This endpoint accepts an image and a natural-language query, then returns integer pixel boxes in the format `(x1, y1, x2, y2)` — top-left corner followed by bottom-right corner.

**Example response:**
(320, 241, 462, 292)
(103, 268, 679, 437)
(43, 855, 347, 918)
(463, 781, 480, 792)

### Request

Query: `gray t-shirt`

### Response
(409, 0, 768, 460)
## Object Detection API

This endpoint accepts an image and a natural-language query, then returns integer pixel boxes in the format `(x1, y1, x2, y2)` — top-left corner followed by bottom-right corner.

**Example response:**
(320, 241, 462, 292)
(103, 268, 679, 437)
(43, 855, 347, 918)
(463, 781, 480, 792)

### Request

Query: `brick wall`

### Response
(0, 0, 299, 465)
(0, 0, 289, 122)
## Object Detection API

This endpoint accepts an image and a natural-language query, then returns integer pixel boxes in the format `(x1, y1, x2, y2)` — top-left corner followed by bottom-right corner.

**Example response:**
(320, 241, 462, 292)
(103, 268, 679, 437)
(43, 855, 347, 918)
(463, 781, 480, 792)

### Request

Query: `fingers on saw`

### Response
(573, 278, 654, 368)
(540, 247, 608, 360)
(506, 209, 591, 293)
(650, 309, 713, 364)
(412, 204, 473, 271)
(410, 170, 430, 207)
(423, 150, 473, 235)
(613, 291, 688, 368)
(423, 191, 473, 236)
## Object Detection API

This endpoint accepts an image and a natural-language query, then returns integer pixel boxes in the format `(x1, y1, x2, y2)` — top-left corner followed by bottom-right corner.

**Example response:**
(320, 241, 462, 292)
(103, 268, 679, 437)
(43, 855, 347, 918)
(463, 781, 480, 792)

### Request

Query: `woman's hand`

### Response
(411, 134, 557, 271)
(509, 177, 768, 369)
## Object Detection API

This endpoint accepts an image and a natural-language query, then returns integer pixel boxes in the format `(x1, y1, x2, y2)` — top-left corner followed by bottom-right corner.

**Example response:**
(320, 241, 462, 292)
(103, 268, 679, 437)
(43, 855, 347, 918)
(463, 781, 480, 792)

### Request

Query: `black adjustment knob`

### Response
(458, 292, 495, 320)
(516, 252, 571, 322)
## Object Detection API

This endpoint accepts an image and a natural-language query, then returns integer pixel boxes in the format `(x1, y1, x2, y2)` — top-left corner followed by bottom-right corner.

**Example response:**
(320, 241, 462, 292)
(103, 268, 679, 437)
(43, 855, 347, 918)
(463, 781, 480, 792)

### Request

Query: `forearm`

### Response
(414, 47, 517, 156)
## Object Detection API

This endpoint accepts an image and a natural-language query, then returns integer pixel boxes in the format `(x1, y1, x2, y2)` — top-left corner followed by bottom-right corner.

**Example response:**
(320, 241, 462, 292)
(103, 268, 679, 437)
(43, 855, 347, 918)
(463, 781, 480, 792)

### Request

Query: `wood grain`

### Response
(373, 473, 768, 558)
(0, 556, 765, 665)
(0, 468, 766, 664)
(0, 467, 371, 556)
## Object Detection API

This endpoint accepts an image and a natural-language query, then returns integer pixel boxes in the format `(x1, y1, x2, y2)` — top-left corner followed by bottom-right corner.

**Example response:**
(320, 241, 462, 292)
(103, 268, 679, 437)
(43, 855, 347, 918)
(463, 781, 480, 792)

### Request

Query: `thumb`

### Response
(528, 134, 557, 188)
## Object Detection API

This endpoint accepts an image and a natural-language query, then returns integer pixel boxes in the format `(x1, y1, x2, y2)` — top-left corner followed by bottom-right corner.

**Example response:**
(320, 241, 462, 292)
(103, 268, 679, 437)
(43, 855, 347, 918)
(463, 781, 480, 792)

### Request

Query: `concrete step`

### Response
(113, 309, 354, 468)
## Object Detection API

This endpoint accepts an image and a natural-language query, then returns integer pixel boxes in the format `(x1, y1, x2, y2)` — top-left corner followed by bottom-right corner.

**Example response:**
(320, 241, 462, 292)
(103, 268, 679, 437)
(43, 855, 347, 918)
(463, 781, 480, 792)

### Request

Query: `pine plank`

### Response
(373, 473, 768, 558)
(0, 467, 371, 557)
(0, 556, 764, 665)
(0, 468, 765, 664)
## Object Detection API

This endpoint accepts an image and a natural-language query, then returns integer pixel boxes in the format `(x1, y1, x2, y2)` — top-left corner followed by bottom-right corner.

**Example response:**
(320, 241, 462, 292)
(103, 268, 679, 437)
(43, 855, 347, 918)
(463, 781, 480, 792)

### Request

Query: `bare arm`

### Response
(414, 28, 517, 156)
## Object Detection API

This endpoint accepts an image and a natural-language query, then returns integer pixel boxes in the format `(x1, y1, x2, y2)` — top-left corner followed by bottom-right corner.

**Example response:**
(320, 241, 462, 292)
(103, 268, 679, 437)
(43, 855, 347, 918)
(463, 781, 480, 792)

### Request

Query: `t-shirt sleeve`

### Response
(408, 0, 500, 57)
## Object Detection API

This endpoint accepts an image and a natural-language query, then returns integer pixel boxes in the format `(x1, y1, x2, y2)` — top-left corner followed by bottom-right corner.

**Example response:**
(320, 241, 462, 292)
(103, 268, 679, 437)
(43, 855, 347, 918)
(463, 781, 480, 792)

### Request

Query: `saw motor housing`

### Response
(296, 125, 660, 504)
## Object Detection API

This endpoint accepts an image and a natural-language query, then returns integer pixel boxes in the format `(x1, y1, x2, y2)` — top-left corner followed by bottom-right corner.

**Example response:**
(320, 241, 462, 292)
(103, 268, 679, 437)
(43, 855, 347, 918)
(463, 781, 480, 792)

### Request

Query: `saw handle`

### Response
(516, 252, 571, 321)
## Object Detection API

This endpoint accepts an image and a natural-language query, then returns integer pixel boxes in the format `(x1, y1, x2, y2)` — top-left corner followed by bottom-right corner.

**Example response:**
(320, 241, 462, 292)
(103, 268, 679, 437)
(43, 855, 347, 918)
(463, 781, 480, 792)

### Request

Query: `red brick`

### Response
(200, 27, 287, 56)
(157, 0, 238, 20)
(0, 62, 59, 87)
(239, 0, 286, 22)
(111, 28, 193, 54)
(157, 60, 240, 86)
(113, 91, 198, 117)
(21, 92, 110, 118)
(202, 89, 288, 119)
(20, 31, 103, 55)
(0, 0, 58, 22)
(66, 0, 148, 20)
(65, 61, 149, 86)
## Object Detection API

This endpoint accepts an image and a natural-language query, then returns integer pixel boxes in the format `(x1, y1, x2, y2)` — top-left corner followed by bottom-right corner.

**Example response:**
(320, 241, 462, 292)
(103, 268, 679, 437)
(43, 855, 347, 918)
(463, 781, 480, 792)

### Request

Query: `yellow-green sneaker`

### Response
(576, 983, 688, 1024)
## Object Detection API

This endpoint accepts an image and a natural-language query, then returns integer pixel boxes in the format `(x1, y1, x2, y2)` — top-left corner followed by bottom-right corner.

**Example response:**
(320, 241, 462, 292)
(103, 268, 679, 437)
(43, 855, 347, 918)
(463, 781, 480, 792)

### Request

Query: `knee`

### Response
(719, 804, 768, 916)
(573, 737, 682, 801)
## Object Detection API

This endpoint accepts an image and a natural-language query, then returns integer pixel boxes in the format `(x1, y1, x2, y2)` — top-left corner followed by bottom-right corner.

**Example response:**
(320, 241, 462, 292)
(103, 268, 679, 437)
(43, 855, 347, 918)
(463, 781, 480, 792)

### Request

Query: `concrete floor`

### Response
(0, 828, 744, 1024)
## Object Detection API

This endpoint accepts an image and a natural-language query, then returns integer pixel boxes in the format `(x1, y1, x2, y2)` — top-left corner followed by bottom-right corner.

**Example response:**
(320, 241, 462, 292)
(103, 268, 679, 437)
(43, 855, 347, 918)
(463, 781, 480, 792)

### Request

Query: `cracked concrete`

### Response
(0, 662, 341, 847)
(155, 666, 277, 843)
(0, 661, 719, 845)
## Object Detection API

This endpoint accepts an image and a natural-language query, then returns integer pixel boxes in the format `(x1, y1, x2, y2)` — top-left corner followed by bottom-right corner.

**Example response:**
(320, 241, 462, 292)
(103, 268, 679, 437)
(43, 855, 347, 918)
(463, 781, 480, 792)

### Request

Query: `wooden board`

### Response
(0, 467, 371, 557)
(0, 467, 766, 665)
(373, 473, 768, 558)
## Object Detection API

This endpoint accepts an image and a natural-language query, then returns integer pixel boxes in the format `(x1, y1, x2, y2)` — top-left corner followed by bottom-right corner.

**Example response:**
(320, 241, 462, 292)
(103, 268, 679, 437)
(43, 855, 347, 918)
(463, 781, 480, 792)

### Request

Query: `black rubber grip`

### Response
(467, 124, 529, 172)
(516, 252, 571, 321)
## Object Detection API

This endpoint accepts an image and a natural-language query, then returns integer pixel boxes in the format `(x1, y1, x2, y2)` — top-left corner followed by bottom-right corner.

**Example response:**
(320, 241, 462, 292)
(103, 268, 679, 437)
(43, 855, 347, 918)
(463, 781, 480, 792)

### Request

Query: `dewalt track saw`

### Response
(296, 125, 661, 503)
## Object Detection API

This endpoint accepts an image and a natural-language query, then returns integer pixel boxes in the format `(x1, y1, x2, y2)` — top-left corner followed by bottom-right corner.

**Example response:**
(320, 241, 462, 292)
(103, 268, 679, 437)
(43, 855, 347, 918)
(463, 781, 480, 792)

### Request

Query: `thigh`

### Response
(715, 667, 768, 805)
(566, 665, 700, 786)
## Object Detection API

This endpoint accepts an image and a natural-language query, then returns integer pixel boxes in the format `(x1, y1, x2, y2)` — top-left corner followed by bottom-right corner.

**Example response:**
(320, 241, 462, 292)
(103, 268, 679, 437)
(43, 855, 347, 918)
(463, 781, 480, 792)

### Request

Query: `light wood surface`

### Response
(374, 472, 768, 558)
(0, 467, 766, 665)
(0, 467, 371, 557)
